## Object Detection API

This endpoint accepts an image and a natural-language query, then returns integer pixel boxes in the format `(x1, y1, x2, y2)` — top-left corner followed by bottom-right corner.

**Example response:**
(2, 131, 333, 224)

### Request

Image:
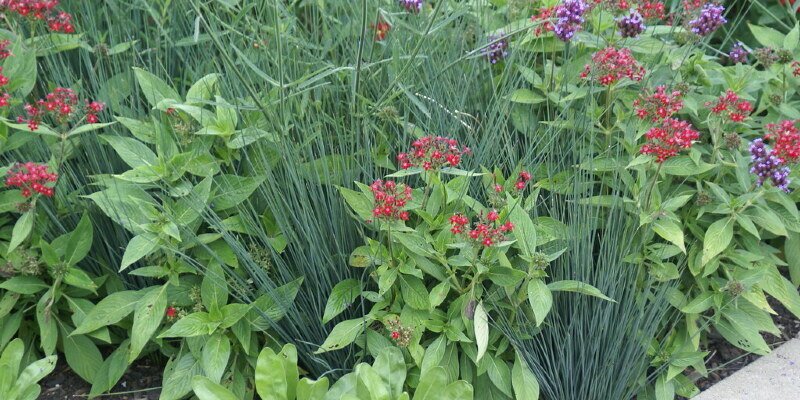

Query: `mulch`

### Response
(39, 360, 161, 400)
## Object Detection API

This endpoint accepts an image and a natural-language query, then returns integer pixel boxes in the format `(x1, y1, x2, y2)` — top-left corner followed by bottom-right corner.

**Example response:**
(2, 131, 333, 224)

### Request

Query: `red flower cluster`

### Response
(705, 90, 753, 122)
(530, 5, 559, 36)
(793, 61, 800, 77)
(515, 170, 532, 190)
(581, 47, 646, 85)
(639, 118, 699, 162)
(633, 86, 684, 122)
(17, 88, 105, 131)
(637, 0, 667, 20)
(449, 211, 515, 247)
(0, 67, 11, 108)
(371, 21, 390, 41)
(0, 40, 12, 60)
(5, 162, 58, 197)
(369, 179, 412, 221)
(397, 136, 471, 171)
(764, 120, 800, 163)
(166, 307, 177, 317)
(0, 0, 75, 33)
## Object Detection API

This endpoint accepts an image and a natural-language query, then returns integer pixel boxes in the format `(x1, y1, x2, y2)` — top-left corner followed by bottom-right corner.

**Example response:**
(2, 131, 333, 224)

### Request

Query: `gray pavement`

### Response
(693, 338, 800, 400)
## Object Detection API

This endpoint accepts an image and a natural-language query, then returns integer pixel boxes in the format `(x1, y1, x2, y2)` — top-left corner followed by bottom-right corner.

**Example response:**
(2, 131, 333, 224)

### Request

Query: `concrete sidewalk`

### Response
(694, 338, 800, 400)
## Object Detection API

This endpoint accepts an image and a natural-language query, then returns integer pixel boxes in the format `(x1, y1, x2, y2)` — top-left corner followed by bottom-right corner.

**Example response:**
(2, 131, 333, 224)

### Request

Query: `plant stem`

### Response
(644, 162, 663, 211)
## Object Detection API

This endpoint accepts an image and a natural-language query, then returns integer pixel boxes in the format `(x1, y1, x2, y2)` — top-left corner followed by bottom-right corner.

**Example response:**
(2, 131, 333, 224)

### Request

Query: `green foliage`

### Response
(0, 338, 57, 400)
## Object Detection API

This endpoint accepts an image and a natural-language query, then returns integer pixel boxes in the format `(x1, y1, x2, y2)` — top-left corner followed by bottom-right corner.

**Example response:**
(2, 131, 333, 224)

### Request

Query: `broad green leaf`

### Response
(372, 347, 406, 399)
(512, 355, 539, 400)
(681, 292, 715, 314)
(507, 88, 546, 104)
(785, 23, 800, 50)
(787, 232, 800, 286)
(0, 276, 48, 294)
(527, 279, 552, 326)
(88, 342, 129, 398)
(652, 219, 685, 253)
(157, 312, 218, 338)
(70, 122, 116, 136)
(323, 279, 361, 324)
(8, 211, 34, 254)
(129, 285, 168, 363)
(315, 319, 366, 354)
(120, 234, 159, 272)
(547, 280, 615, 302)
(160, 352, 203, 400)
(61, 329, 103, 384)
(64, 213, 93, 266)
(211, 174, 265, 210)
(186, 73, 220, 105)
(256, 347, 288, 400)
(73, 291, 140, 335)
(249, 277, 304, 328)
(413, 366, 448, 400)
(714, 313, 770, 355)
(133, 67, 181, 107)
(655, 375, 675, 400)
(749, 23, 786, 48)
(474, 302, 489, 362)
(192, 376, 239, 400)
(399, 275, 431, 310)
(296, 377, 330, 400)
(201, 334, 231, 383)
(0, 190, 25, 213)
(7, 355, 56, 399)
(507, 194, 537, 256)
(484, 354, 513, 397)
(201, 262, 228, 313)
(100, 135, 158, 168)
(337, 186, 373, 221)
(701, 217, 734, 266)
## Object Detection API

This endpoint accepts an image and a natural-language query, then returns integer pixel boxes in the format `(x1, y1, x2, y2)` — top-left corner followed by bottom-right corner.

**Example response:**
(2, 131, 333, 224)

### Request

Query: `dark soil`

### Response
(39, 360, 161, 400)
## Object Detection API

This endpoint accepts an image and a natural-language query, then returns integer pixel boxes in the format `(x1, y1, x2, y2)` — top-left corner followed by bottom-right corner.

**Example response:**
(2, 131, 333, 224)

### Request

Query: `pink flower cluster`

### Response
(17, 88, 105, 131)
(449, 211, 515, 247)
(0, 0, 75, 33)
(369, 180, 412, 221)
(764, 120, 800, 163)
(633, 86, 684, 122)
(397, 136, 471, 171)
(639, 118, 699, 162)
(0, 40, 12, 60)
(0, 67, 11, 108)
(5, 162, 57, 197)
(705, 90, 752, 122)
(581, 47, 646, 85)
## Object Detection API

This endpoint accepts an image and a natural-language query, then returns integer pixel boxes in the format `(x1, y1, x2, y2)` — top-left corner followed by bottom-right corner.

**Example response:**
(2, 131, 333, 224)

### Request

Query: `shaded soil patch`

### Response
(39, 359, 162, 400)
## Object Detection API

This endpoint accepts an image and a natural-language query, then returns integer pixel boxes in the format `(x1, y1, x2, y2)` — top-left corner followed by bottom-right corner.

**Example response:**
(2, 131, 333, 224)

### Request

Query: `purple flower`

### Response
(750, 139, 792, 192)
(728, 42, 748, 64)
(398, 0, 423, 13)
(617, 11, 645, 39)
(688, 4, 727, 37)
(554, 0, 589, 42)
(481, 32, 509, 64)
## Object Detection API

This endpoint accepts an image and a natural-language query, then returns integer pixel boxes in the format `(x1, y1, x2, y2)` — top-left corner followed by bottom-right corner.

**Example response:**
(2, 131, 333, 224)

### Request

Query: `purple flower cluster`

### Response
(617, 11, 645, 39)
(482, 32, 509, 64)
(688, 4, 727, 37)
(398, 0, 423, 13)
(750, 138, 791, 192)
(554, 0, 589, 42)
(728, 42, 748, 64)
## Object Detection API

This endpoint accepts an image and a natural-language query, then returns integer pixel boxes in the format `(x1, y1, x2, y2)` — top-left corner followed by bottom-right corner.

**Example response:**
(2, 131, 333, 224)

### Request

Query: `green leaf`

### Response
(64, 213, 93, 266)
(157, 312, 218, 338)
(249, 277, 304, 327)
(337, 186, 373, 221)
(73, 291, 140, 335)
(487, 266, 526, 286)
(413, 366, 448, 400)
(296, 377, 330, 400)
(192, 376, 239, 400)
(660, 156, 716, 176)
(315, 318, 367, 354)
(701, 217, 734, 266)
(0, 276, 48, 294)
(512, 355, 539, 400)
(372, 347, 406, 399)
(8, 211, 34, 254)
(527, 279, 552, 326)
(547, 280, 615, 302)
(186, 73, 221, 105)
(201, 334, 231, 383)
(786, 23, 800, 50)
(0, 190, 25, 213)
(655, 374, 675, 400)
(484, 354, 513, 397)
(507, 195, 537, 256)
(507, 89, 546, 104)
(399, 275, 431, 310)
(787, 232, 800, 286)
(129, 285, 168, 363)
(212, 174, 265, 211)
(120, 234, 159, 272)
(714, 312, 770, 355)
(215, 96, 238, 132)
(323, 279, 361, 324)
(133, 67, 181, 107)
(749, 23, 786, 48)
(114, 116, 155, 143)
(201, 262, 229, 313)
(70, 122, 116, 136)
(7, 355, 56, 399)
(652, 218, 685, 253)
(62, 329, 103, 384)
(220, 303, 252, 328)
(474, 302, 489, 362)
(256, 347, 289, 400)
(100, 135, 158, 169)
(160, 352, 203, 400)
(681, 292, 715, 314)
(89, 342, 129, 398)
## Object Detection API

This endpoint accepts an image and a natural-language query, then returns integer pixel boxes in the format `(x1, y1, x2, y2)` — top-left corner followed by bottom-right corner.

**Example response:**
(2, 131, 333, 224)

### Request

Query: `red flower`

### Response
(633, 86, 684, 123)
(581, 47, 646, 86)
(396, 136, 471, 171)
(449, 211, 515, 247)
(764, 120, 800, 163)
(166, 307, 177, 317)
(639, 118, 699, 162)
(391, 331, 400, 339)
(705, 90, 752, 123)
(4, 162, 58, 197)
(372, 21, 390, 41)
(0, 1, 76, 33)
(370, 180, 413, 222)
(17, 88, 104, 131)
